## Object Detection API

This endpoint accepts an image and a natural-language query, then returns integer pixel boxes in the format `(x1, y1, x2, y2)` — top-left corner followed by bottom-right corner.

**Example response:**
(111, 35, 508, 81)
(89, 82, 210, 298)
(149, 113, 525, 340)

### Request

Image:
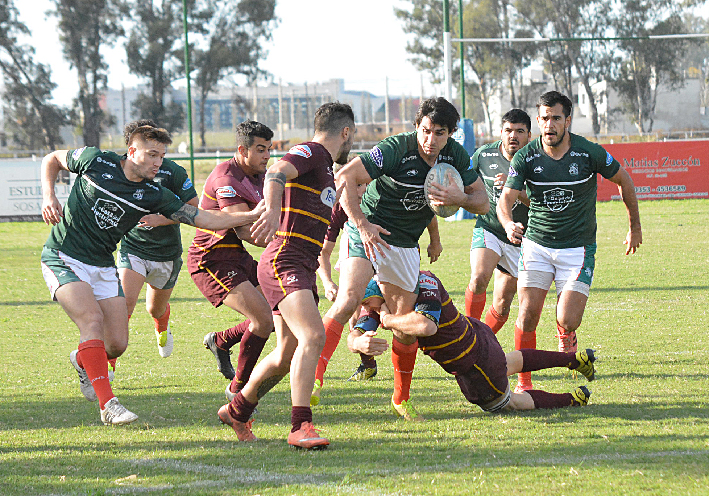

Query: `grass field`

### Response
(1, 199, 708, 495)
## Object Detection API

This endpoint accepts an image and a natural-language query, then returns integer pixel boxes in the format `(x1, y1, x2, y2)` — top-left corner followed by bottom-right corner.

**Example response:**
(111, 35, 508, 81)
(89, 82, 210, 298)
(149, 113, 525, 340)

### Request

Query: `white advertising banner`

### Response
(0, 158, 75, 221)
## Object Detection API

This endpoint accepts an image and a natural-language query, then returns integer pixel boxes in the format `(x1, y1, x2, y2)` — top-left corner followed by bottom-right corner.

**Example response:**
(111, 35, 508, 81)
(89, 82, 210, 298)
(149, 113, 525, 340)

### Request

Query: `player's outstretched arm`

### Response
(169, 200, 265, 230)
(41, 150, 70, 226)
(140, 197, 199, 227)
(609, 167, 642, 254)
(379, 304, 437, 337)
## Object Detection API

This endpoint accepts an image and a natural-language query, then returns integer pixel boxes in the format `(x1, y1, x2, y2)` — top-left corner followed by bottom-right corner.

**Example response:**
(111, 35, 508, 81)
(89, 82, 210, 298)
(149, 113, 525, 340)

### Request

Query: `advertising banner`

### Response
(598, 140, 709, 201)
(0, 158, 74, 221)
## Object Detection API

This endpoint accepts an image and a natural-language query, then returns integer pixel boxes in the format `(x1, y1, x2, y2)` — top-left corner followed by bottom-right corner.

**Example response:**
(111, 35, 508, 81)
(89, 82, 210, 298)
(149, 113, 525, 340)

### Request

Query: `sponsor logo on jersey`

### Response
(585, 267, 593, 277)
(569, 163, 579, 175)
(227, 270, 238, 279)
(102, 173, 113, 180)
(96, 156, 116, 167)
(133, 189, 144, 200)
(543, 188, 574, 212)
(288, 144, 312, 158)
(508, 167, 518, 178)
(570, 151, 589, 158)
(182, 178, 193, 190)
(439, 155, 454, 163)
(146, 183, 159, 191)
(58, 270, 67, 277)
(72, 147, 87, 159)
(489, 163, 499, 170)
(481, 152, 499, 157)
(216, 186, 237, 198)
(417, 274, 437, 290)
(286, 275, 298, 284)
(401, 155, 417, 164)
(159, 169, 172, 175)
(369, 146, 384, 168)
(321, 186, 336, 208)
(406, 169, 418, 176)
(401, 190, 427, 211)
(526, 153, 541, 162)
(533, 166, 543, 173)
(605, 151, 614, 166)
(92, 198, 125, 229)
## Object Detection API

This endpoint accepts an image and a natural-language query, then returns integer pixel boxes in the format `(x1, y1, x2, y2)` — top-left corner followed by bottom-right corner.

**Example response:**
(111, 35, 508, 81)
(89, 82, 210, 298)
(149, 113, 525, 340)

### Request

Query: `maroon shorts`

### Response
(455, 326, 511, 412)
(188, 252, 258, 308)
(257, 240, 319, 311)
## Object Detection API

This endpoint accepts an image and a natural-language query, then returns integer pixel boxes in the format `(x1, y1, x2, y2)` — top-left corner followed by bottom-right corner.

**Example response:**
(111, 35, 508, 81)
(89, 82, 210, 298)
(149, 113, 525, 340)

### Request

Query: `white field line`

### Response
(108, 450, 709, 494)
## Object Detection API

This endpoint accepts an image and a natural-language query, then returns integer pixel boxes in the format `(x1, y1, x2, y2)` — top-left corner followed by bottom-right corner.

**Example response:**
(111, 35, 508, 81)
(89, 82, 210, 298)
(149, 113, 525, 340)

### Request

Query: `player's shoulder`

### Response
(377, 132, 417, 155)
(474, 141, 502, 157)
(160, 158, 187, 174)
(514, 138, 542, 163)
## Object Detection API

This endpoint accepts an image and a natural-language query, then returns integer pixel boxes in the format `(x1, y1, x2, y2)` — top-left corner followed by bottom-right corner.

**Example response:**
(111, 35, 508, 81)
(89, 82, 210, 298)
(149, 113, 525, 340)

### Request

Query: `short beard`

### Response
(544, 128, 566, 148)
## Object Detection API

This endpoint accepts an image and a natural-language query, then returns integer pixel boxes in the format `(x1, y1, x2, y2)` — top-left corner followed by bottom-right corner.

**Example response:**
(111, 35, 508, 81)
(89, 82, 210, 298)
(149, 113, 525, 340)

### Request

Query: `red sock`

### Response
(291, 406, 313, 432)
(78, 340, 114, 409)
(231, 330, 269, 391)
(228, 391, 258, 423)
(218, 320, 250, 349)
(154, 303, 170, 332)
(484, 306, 508, 334)
(465, 287, 486, 319)
(315, 317, 344, 385)
(392, 338, 418, 404)
(520, 349, 576, 372)
(515, 324, 536, 387)
(526, 389, 575, 409)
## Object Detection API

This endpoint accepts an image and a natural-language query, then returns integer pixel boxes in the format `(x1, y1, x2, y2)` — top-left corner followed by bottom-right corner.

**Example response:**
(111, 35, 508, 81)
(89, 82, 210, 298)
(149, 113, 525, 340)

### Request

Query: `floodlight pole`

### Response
(443, 0, 453, 101)
(458, 0, 465, 117)
(182, 0, 195, 180)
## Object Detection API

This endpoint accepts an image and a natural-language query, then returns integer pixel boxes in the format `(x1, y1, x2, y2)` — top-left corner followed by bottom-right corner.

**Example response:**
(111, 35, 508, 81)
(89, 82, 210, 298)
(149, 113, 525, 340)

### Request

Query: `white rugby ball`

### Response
(424, 163, 463, 218)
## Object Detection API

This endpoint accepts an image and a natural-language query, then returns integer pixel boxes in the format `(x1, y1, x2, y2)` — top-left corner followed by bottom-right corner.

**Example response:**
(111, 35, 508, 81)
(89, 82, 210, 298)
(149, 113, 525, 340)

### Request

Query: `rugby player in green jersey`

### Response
(116, 120, 198, 369)
(333, 97, 489, 420)
(41, 126, 265, 425)
(465, 109, 531, 336)
(498, 91, 642, 392)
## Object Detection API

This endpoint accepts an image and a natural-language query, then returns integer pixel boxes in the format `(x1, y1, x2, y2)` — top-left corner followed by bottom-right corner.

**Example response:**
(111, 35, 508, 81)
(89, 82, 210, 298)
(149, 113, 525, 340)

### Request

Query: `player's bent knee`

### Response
(478, 388, 512, 413)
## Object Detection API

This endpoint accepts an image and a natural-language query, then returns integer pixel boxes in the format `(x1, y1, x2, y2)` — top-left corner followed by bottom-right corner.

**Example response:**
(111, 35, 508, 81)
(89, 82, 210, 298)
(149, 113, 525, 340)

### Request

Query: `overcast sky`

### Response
(18, 0, 433, 106)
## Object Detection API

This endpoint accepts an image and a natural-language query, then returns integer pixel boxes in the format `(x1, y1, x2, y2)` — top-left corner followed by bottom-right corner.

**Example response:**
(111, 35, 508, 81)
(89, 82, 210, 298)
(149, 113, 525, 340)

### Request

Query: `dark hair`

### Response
(501, 109, 531, 132)
(313, 102, 355, 136)
(235, 120, 274, 149)
(414, 97, 460, 133)
(124, 119, 158, 145)
(127, 125, 172, 147)
(537, 91, 573, 118)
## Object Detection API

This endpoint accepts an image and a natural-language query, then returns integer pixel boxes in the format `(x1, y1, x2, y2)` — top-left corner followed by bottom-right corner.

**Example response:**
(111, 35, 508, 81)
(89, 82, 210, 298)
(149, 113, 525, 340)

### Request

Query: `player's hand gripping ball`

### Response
(424, 163, 463, 218)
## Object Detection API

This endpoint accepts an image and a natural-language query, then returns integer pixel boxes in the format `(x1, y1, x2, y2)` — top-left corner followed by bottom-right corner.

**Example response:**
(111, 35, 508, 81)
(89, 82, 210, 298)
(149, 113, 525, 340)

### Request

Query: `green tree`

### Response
(51, 0, 125, 147)
(190, 0, 276, 148)
(609, 1, 698, 134)
(0, 0, 66, 149)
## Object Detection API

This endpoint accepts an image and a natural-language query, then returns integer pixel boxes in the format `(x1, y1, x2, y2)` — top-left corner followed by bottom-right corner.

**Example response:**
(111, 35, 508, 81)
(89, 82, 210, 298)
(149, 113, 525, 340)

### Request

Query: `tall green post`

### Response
(443, 0, 452, 101)
(458, 0, 465, 117)
(182, 0, 195, 180)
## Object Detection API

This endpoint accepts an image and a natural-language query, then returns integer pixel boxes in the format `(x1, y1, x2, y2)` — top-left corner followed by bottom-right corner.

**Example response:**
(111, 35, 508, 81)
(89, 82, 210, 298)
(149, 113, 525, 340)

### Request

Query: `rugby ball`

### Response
(424, 163, 464, 218)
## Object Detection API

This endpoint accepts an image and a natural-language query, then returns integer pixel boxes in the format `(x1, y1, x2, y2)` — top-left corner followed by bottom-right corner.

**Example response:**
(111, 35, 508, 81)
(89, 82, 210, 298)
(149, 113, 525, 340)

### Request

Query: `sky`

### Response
(18, 0, 434, 106)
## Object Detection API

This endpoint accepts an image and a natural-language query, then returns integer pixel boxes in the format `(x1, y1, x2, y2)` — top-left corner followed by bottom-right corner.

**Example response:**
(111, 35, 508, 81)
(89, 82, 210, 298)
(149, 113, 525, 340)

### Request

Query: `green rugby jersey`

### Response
(44, 147, 184, 267)
(505, 133, 620, 249)
(119, 159, 197, 261)
(471, 140, 528, 243)
(359, 132, 478, 248)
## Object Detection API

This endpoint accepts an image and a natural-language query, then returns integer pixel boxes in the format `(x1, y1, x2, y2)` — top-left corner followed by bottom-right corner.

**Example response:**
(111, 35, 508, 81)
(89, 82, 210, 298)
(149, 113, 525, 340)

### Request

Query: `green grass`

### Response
(1, 200, 708, 495)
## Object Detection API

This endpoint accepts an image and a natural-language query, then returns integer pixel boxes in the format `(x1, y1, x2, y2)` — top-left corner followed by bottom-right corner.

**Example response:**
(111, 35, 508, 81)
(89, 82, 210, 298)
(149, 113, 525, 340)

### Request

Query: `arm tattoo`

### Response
(169, 203, 199, 226)
(265, 171, 286, 188)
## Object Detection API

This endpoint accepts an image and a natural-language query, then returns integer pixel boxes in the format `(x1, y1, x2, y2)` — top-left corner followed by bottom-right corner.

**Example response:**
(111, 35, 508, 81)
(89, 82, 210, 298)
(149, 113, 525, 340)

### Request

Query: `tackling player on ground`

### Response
(498, 91, 642, 392)
(465, 109, 531, 335)
(353, 273, 595, 414)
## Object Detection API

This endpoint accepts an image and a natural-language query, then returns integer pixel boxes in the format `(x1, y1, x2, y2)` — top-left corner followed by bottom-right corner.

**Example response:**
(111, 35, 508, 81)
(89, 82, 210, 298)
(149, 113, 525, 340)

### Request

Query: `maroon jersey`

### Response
(272, 141, 336, 266)
(325, 203, 348, 243)
(415, 271, 492, 376)
(188, 158, 263, 263)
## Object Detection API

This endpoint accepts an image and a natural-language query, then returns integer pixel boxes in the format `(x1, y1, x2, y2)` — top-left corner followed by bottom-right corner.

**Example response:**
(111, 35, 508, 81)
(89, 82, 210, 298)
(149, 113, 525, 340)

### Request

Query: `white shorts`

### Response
(117, 252, 182, 290)
(517, 238, 596, 297)
(41, 248, 123, 301)
(469, 227, 520, 278)
(372, 245, 420, 293)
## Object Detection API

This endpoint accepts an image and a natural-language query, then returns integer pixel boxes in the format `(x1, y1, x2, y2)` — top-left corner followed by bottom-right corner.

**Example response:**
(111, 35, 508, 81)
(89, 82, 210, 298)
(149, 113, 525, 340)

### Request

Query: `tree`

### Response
(0, 0, 66, 149)
(190, 0, 276, 148)
(609, 1, 697, 134)
(51, 0, 125, 147)
(124, 0, 207, 131)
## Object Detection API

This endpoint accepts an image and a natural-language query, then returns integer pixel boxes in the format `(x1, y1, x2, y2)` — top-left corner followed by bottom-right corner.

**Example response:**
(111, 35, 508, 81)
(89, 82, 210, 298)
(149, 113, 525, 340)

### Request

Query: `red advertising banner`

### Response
(597, 140, 709, 201)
